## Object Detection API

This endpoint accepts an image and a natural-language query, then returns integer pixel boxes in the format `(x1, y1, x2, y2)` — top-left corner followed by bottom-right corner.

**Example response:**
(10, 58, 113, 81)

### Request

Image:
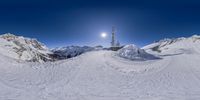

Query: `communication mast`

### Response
(110, 26, 121, 51)
(111, 26, 115, 47)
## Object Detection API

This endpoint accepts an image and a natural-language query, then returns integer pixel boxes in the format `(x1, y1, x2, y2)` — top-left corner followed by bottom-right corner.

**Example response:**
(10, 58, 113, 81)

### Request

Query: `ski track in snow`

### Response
(0, 50, 200, 100)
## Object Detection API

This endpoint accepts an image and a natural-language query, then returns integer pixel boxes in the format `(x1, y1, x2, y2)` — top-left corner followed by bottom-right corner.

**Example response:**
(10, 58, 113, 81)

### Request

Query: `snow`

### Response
(142, 35, 200, 55)
(118, 44, 159, 60)
(0, 33, 53, 62)
(0, 35, 200, 100)
(1, 49, 200, 100)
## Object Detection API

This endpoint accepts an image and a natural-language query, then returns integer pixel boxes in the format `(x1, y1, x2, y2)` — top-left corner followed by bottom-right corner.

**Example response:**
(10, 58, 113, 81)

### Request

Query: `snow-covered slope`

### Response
(0, 50, 200, 100)
(118, 44, 159, 60)
(143, 35, 200, 55)
(0, 33, 53, 62)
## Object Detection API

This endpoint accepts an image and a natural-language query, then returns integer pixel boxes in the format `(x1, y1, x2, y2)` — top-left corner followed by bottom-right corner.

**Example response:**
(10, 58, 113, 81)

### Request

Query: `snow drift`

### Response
(118, 44, 159, 60)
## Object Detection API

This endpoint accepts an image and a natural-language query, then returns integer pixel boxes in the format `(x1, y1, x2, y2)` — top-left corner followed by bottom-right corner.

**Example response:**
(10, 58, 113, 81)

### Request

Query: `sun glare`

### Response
(101, 32, 107, 38)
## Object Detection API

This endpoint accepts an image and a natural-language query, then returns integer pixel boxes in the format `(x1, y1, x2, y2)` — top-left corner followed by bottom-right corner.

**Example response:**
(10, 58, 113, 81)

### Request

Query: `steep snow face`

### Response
(52, 46, 94, 59)
(0, 33, 53, 62)
(118, 44, 159, 60)
(143, 35, 200, 55)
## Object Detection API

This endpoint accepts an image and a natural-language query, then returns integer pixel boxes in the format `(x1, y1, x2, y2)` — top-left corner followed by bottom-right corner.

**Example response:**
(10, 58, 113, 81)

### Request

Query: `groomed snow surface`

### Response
(0, 35, 200, 100)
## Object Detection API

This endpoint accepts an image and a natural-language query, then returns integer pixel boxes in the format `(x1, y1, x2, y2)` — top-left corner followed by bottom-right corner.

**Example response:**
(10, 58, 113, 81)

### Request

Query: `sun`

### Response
(101, 32, 107, 38)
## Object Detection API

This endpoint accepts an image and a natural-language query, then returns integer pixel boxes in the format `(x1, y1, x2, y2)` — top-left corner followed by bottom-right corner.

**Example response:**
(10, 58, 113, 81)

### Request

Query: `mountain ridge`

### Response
(0, 33, 53, 62)
(142, 34, 200, 54)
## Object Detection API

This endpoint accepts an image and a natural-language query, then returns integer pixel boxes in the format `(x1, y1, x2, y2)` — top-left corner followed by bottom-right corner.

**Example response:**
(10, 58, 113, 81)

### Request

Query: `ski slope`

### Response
(0, 49, 200, 100)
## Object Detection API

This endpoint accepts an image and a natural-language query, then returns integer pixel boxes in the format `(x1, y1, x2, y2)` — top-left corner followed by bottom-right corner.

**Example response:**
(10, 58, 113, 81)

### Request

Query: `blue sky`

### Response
(0, 0, 200, 48)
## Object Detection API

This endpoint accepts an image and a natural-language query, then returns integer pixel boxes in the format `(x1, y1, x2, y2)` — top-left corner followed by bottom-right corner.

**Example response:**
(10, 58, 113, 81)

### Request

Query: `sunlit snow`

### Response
(0, 34, 200, 100)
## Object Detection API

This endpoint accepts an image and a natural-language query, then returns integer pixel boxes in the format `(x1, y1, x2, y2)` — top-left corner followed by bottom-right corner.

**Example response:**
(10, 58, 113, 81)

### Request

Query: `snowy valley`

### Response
(0, 33, 200, 100)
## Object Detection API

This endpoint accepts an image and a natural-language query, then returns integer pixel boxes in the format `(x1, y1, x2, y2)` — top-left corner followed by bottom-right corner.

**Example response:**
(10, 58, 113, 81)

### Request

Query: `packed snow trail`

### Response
(0, 50, 200, 100)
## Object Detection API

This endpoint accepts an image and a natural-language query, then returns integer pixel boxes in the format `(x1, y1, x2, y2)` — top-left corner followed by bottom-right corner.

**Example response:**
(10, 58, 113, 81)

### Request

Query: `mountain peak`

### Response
(0, 33, 15, 36)
(190, 34, 200, 39)
(0, 33, 18, 40)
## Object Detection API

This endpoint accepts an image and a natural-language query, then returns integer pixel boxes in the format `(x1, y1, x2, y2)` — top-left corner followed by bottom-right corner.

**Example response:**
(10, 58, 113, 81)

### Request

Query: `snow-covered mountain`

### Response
(52, 46, 95, 59)
(143, 35, 200, 55)
(118, 44, 159, 60)
(0, 33, 53, 62)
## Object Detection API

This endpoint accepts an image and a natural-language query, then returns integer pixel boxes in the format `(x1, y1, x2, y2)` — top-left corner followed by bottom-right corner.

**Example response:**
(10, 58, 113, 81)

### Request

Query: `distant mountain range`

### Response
(51, 45, 104, 60)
